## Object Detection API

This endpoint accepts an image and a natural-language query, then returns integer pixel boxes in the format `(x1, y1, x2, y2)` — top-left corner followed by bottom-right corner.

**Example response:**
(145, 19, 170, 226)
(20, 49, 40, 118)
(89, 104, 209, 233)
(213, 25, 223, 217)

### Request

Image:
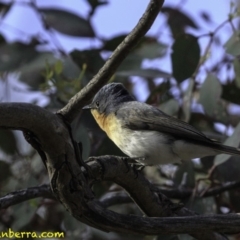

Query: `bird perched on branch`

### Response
(83, 83, 240, 166)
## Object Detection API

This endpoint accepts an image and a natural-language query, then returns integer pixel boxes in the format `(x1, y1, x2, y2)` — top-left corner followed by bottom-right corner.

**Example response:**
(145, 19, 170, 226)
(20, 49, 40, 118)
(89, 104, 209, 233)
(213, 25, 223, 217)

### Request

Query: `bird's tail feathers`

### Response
(213, 144, 240, 156)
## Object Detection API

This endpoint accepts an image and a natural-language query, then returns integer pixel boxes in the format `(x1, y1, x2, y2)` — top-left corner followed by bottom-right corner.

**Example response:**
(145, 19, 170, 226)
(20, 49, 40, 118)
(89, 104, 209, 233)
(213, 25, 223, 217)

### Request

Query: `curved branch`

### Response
(58, 0, 165, 123)
(0, 185, 54, 209)
(99, 180, 240, 207)
(0, 103, 66, 158)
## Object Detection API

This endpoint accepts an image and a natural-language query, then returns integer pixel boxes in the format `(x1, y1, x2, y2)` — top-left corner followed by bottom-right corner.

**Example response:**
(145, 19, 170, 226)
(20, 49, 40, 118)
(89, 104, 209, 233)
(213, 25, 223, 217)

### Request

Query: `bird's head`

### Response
(83, 83, 134, 115)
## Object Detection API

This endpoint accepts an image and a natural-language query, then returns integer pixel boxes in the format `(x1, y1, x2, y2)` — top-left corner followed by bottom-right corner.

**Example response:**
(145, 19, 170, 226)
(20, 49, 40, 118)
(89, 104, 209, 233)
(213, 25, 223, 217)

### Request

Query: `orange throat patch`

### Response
(90, 109, 118, 139)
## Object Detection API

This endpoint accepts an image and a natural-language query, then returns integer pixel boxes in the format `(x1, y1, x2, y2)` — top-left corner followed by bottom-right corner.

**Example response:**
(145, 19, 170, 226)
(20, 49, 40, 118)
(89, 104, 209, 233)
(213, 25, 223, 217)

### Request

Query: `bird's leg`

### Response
(126, 157, 146, 171)
(120, 157, 146, 179)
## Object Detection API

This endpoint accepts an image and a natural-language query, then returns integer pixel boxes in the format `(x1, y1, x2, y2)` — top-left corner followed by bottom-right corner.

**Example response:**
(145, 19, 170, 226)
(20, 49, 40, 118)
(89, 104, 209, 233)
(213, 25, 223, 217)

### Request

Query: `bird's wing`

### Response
(118, 102, 215, 144)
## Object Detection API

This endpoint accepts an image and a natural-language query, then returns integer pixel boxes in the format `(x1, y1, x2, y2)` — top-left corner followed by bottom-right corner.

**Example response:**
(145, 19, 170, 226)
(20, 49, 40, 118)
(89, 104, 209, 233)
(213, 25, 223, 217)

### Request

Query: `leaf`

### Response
(214, 122, 240, 166)
(233, 58, 240, 88)
(224, 31, 240, 56)
(171, 34, 200, 82)
(182, 79, 194, 122)
(0, 129, 18, 155)
(159, 98, 179, 116)
(19, 52, 58, 90)
(0, 42, 38, 71)
(146, 81, 172, 104)
(118, 53, 142, 71)
(0, 2, 12, 18)
(161, 7, 198, 37)
(222, 82, 240, 105)
(12, 202, 37, 230)
(173, 161, 195, 188)
(135, 39, 167, 59)
(199, 74, 228, 122)
(116, 68, 171, 78)
(103, 34, 127, 51)
(70, 49, 104, 74)
(86, 0, 108, 16)
(39, 8, 95, 37)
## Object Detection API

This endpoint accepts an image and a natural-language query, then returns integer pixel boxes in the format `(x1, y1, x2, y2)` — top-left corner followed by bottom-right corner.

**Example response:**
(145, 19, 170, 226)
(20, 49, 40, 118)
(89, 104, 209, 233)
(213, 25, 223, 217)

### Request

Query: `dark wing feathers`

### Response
(117, 101, 214, 143)
(117, 101, 240, 156)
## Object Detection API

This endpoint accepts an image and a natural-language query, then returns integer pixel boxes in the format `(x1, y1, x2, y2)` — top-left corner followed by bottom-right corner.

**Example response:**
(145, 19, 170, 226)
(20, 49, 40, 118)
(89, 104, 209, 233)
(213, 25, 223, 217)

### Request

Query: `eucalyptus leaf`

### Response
(12, 202, 37, 230)
(182, 79, 194, 122)
(19, 52, 58, 90)
(39, 8, 95, 37)
(233, 58, 240, 88)
(224, 31, 240, 56)
(173, 161, 195, 188)
(199, 74, 228, 122)
(214, 122, 240, 166)
(162, 7, 198, 37)
(0, 42, 38, 71)
(116, 68, 171, 79)
(171, 34, 200, 82)
(159, 98, 179, 116)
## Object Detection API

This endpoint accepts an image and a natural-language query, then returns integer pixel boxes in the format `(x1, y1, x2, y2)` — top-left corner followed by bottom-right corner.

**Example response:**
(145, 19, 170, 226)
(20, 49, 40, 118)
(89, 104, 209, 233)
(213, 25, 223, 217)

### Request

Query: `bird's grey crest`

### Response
(90, 83, 135, 114)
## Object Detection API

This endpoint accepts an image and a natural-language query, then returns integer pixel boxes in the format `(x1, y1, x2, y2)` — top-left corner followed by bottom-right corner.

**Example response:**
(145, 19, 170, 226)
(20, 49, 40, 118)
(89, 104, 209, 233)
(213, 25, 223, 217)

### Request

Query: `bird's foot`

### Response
(120, 157, 146, 178)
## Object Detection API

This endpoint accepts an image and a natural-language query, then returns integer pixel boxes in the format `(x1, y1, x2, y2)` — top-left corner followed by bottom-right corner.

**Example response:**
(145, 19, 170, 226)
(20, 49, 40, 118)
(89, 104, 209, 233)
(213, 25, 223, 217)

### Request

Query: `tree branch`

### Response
(58, 0, 165, 123)
(0, 184, 54, 209)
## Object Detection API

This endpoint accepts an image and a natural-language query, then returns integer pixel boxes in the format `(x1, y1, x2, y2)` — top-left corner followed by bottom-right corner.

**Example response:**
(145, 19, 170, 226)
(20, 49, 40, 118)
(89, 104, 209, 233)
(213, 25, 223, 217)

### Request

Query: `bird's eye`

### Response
(95, 101, 100, 108)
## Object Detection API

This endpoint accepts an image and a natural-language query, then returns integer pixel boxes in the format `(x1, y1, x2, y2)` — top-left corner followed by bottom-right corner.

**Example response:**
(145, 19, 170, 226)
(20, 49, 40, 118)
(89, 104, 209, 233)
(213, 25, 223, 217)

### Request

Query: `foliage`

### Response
(0, 0, 240, 239)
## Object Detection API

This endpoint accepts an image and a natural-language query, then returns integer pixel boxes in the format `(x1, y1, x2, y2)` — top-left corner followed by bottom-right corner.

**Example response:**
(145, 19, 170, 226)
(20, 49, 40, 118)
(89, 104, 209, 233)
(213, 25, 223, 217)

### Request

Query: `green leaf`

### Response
(39, 8, 95, 37)
(116, 68, 171, 78)
(214, 122, 240, 166)
(146, 81, 172, 104)
(224, 31, 240, 56)
(118, 53, 142, 71)
(0, 129, 18, 155)
(233, 58, 240, 88)
(171, 34, 200, 82)
(86, 0, 108, 16)
(0, 2, 12, 18)
(12, 202, 37, 230)
(70, 49, 104, 75)
(135, 40, 167, 59)
(0, 42, 38, 71)
(159, 98, 179, 116)
(19, 52, 58, 90)
(199, 74, 228, 122)
(54, 60, 63, 75)
(173, 161, 195, 188)
(182, 79, 194, 122)
(222, 82, 240, 105)
(161, 7, 198, 38)
(103, 34, 127, 51)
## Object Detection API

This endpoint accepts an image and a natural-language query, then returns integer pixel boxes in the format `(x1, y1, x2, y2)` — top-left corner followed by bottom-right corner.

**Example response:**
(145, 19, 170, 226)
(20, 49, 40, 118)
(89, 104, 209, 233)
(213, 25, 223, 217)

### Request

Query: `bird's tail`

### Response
(212, 143, 240, 156)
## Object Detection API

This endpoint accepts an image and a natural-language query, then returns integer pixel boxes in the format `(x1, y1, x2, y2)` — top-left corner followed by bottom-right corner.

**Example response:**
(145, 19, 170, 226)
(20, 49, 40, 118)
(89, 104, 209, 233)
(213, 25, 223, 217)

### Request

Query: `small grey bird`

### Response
(83, 83, 240, 165)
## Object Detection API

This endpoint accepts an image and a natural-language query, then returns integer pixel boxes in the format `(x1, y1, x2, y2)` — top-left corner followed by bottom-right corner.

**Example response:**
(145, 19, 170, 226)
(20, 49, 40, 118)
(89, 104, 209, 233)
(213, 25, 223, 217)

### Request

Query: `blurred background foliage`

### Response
(0, 0, 240, 239)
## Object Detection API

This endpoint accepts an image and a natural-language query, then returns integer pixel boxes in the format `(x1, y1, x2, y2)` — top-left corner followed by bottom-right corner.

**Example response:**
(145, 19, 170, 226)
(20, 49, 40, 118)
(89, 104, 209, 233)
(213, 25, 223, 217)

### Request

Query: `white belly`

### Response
(108, 124, 218, 165)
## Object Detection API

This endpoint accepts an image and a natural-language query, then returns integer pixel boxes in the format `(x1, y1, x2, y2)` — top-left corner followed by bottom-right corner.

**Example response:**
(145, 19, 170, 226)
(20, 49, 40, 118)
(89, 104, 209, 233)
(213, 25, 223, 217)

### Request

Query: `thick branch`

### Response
(0, 103, 66, 158)
(58, 0, 164, 123)
(0, 185, 54, 209)
(100, 180, 240, 207)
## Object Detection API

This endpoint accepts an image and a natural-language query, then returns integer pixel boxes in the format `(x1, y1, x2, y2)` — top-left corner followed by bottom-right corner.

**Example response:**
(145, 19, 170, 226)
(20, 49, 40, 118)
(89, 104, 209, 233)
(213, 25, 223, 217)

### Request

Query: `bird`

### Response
(83, 83, 240, 166)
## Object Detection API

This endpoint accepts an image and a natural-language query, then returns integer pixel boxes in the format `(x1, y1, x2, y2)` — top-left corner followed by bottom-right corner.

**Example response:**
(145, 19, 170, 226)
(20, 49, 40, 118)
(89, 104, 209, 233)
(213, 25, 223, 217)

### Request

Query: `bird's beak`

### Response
(82, 104, 92, 110)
